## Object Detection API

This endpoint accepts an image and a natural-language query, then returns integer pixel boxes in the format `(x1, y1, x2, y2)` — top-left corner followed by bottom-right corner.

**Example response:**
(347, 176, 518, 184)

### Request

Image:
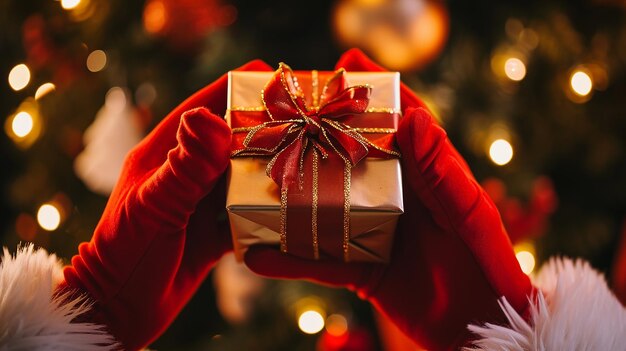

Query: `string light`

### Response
(504, 57, 526, 81)
(86, 50, 107, 72)
(8, 64, 31, 91)
(325, 314, 348, 336)
(11, 111, 34, 138)
(37, 203, 61, 231)
(570, 70, 593, 96)
(61, 0, 81, 10)
(298, 310, 325, 334)
(489, 139, 513, 166)
(35, 83, 56, 100)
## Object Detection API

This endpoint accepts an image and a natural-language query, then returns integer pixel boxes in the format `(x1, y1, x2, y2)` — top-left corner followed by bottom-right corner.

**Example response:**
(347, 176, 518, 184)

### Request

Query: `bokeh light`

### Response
(325, 314, 348, 336)
(15, 213, 38, 242)
(570, 70, 593, 96)
(61, 0, 81, 10)
(8, 64, 31, 91)
(519, 28, 539, 50)
(355, 0, 385, 6)
(11, 111, 34, 138)
(35, 83, 56, 100)
(298, 310, 325, 334)
(505, 18, 524, 39)
(514, 242, 537, 275)
(332, 0, 449, 71)
(37, 203, 61, 231)
(135, 82, 157, 107)
(5, 99, 42, 148)
(86, 50, 107, 72)
(504, 57, 526, 81)
(143, 0, 168, 34)
(489, 139, 514, 166)
(516, 251, 536, 275)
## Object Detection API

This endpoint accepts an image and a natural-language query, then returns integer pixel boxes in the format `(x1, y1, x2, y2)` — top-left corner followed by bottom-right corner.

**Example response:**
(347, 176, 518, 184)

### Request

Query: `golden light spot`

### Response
(298, 310, 325, 334)
(86, 50, 107, 72)
(35, 83, 56, 100)
(11, 111, 34, 138)
(8, 64, 31, 91)
(516, 251, 536, 275)
(61, 0, 81, 10)
(504, 57, 526, 81)
(37, 204, 61, 231)
(489, 139, 513, 166)
(570, 70, 593, 96)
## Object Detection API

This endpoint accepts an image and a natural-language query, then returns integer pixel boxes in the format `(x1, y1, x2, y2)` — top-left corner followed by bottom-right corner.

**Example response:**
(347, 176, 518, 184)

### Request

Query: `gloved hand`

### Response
(61, 60, 273, 350)
(244, 49, 533, 350)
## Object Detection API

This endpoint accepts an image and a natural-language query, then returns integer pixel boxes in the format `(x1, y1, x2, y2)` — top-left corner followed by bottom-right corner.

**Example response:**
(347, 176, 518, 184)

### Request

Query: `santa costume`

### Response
(1, 50, 624, 350)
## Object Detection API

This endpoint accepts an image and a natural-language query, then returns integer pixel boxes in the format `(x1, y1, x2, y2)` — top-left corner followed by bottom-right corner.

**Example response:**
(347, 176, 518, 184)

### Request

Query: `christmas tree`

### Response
(2, 0, 625, 349)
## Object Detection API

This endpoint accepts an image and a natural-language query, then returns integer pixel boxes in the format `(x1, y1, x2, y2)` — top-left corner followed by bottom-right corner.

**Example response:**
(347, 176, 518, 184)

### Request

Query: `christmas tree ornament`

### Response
(332, 0, 449, 71)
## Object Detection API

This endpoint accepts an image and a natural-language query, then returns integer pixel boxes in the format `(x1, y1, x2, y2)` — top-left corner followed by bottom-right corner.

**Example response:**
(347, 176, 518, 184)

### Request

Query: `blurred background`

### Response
(1, 0, 626, 350)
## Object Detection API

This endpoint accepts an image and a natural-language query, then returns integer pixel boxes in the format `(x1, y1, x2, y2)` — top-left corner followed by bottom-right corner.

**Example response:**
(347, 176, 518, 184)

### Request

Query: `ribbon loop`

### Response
(236, 63, 395, 188)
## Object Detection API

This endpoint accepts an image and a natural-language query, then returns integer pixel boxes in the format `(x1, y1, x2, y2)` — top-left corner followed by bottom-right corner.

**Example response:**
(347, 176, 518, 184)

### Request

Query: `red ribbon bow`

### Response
(233, 63, 395, 189)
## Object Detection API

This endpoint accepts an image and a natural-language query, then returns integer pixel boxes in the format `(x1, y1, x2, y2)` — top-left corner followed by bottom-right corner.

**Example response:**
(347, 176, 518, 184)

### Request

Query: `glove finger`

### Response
(173, 177, 232, 289)
(334, 49, 427, 111)
(396, 107, 532, 310)
(131, 107, 231, 230)
(131, 60, 273, 175)
(244, 246, 376, 294)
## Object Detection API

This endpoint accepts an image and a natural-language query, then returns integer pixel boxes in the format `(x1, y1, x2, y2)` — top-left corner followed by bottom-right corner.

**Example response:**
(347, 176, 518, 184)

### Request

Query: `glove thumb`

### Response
(130, 107, 231, 230)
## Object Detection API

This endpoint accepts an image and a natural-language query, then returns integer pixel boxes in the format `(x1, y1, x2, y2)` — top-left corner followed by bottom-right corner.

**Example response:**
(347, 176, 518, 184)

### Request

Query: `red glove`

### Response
(245, 49, 533, 350)
(61, 60, 272, 350)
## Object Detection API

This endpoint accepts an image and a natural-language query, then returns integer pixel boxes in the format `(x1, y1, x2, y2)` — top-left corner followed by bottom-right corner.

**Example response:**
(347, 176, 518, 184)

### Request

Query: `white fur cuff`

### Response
(0, 244, 118, 350)
(467, 257, 626, 350)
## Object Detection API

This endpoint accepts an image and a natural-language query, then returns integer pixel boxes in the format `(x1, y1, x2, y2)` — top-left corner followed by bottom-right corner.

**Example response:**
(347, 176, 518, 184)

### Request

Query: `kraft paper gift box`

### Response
(225, 65, 403, 262)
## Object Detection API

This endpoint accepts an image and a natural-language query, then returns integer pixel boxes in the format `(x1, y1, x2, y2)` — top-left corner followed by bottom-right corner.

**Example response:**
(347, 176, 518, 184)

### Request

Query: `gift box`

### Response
(225, 64, 403, 262)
